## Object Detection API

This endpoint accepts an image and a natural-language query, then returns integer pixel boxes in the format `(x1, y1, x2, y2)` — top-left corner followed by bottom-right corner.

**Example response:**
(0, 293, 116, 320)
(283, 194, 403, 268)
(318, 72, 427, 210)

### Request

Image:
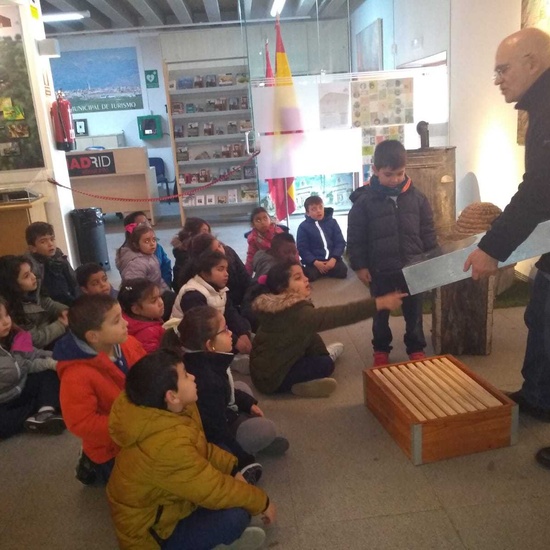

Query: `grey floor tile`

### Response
(420, 426, 550, 508)
(446, 496, 550, 550)
(297, 509, 466, 550)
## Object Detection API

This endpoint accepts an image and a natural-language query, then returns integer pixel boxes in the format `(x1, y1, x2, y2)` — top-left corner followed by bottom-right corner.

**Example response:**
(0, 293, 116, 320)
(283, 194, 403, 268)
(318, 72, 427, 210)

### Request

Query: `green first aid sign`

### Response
(145, 70, 159, 88)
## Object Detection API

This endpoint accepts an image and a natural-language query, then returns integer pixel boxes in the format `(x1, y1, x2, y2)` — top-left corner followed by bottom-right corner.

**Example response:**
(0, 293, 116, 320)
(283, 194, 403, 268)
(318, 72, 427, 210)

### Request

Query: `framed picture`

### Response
(74, 119, 88, 136)
(206, 194, 215, 205)
(356, 18, 383, 72)
(195, 195, 205, 206)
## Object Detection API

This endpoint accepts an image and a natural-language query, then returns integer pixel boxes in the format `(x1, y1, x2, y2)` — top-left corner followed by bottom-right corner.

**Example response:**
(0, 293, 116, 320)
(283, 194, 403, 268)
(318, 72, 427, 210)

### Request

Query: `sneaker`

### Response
(75, 450, 97, 486)
(24, 410, 65, 435)
(259, 436, 289, 456)
(240, 462, 263, 485)
(408, 351, 427, 362)
(213, 526, 266, 550)
(231, 354, 250, 375)
(291, 377, 337, 398)
(326, 342, 344, 362)
(373, 351, 390, 367)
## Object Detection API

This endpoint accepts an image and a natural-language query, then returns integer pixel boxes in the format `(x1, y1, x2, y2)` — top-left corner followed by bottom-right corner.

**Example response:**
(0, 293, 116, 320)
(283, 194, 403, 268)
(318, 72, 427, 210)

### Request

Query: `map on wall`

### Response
(0, 5, 44, 171)
(51, 47, 143, 114)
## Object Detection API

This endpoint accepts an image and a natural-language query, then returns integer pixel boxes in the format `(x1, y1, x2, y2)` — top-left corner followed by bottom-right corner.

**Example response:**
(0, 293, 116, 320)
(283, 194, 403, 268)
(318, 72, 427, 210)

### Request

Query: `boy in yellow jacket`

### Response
(107, 349, 275, 550)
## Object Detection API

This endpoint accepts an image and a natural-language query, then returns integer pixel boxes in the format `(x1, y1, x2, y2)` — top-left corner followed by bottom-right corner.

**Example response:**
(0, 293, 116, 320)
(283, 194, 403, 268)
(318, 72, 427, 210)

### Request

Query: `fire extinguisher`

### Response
(51, 90, 75, 151)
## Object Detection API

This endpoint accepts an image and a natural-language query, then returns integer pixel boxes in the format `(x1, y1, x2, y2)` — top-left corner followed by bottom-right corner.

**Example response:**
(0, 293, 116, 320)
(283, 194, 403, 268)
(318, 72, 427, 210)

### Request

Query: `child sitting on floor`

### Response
(107, 349, 275, 550)
(171, 217, 211, 292)
(122, 211, 173, 289)
(296, 195, 348, 282)
(173, 306, 289, 462)
(0, 255, 68, 349)
(25, 221, 79, 306)
(0, 297, 65, 438)
(76, 262, 117, 298)
(118, 278, 165, 353)
(250, 261, 406, 398)
(171, 251, 252, 358)
(245, 207, 287, 275)
(115, 223, 175, 320)
(53, 294, 146, 485)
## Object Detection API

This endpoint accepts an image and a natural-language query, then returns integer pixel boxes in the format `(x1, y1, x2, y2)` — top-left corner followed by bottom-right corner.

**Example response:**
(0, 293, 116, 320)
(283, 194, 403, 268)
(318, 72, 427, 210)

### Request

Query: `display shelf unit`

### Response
(165, 58, 258, 223)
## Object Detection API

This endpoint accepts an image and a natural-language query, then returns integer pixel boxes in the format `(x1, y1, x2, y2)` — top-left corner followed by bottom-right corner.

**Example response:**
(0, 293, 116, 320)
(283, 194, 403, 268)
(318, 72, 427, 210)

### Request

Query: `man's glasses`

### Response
(493, 53, 531, 81)
(493, 64, 510, 81)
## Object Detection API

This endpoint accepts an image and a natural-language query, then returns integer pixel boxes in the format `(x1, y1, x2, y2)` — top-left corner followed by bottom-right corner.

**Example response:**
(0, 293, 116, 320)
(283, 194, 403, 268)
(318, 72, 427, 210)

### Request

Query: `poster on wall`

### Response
(356, 19, 383, 72)
(318, 82, 350, 129)
(351, 78, 411, 169)
(361, 126, 405, 179)
(51, 47, 144, 114)
(0, 5, 44, 171)
(351, 78, 413, 128)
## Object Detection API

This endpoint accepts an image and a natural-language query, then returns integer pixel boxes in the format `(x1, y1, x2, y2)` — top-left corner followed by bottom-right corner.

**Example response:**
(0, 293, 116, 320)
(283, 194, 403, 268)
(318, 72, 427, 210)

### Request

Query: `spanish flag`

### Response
(266, 17, 300, 221)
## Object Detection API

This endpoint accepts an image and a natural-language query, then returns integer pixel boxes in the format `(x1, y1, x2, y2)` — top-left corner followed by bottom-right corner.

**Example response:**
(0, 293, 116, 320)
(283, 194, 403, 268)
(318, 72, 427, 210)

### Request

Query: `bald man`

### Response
(463, 27, 550, 431)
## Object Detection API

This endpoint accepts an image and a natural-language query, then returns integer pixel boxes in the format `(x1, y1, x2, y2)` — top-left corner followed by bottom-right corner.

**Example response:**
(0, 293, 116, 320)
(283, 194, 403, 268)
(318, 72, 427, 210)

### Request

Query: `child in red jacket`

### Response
(53, 294, 146, 485)
(118, 278, 165, 353)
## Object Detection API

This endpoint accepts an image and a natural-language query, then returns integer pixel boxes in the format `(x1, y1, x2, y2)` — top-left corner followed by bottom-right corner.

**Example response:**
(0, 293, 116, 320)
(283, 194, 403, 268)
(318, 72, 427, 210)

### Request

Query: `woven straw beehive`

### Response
(447, 202, 502, 240)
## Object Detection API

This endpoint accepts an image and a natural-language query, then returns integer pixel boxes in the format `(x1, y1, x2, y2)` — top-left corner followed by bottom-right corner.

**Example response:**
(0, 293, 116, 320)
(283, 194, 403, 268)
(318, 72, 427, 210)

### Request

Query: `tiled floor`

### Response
(2, 213, 550, 549)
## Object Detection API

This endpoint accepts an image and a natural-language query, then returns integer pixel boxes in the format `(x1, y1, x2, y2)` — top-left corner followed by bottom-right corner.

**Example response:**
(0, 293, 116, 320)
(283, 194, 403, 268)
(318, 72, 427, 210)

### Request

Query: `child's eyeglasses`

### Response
(215, 325, 230, 336)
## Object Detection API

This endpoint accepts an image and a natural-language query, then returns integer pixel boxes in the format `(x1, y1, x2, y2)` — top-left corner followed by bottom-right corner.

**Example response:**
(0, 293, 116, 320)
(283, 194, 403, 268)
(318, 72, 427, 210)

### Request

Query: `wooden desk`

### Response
(66, 147, 160, 224)
(0, 196, 47, 256)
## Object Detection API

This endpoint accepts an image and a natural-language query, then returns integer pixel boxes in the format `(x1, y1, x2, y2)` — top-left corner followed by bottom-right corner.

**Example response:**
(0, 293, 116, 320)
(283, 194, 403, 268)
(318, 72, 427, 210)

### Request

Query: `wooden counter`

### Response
(0, 196, 47, 256)
(66, 147, 160, 224)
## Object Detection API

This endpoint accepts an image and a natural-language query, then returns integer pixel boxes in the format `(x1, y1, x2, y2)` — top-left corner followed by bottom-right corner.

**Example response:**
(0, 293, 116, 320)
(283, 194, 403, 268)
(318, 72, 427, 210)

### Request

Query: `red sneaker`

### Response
(408, 351, 427, 362)
(373, 351, 390, 367)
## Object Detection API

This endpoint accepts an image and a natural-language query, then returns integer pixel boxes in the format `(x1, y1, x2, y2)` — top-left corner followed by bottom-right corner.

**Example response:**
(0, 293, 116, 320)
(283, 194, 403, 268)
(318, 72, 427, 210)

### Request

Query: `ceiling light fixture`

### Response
(43, 10, 91, 23)
(270, 0, 286, 17)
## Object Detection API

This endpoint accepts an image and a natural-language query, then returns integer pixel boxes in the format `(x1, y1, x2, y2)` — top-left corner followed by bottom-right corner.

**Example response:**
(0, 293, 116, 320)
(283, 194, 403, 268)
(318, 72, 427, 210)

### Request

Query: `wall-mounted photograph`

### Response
(51, 47, 144, 114)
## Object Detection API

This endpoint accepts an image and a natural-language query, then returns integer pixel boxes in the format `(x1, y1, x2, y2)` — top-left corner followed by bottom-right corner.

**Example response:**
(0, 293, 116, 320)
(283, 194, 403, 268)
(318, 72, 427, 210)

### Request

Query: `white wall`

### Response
(449, 0, 523, 214)
(393, 0, 450, 67)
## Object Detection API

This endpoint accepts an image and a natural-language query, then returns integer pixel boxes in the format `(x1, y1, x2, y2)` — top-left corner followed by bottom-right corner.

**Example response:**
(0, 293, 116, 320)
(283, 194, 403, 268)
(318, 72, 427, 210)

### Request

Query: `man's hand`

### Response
(355, 268, 371, 285)
(463, 248, 498, 280)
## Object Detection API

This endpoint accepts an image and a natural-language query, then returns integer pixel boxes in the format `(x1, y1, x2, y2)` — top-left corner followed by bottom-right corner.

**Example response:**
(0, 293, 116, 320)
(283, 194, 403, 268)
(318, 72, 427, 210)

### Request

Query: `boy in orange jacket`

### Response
(53, 294, 146, 485)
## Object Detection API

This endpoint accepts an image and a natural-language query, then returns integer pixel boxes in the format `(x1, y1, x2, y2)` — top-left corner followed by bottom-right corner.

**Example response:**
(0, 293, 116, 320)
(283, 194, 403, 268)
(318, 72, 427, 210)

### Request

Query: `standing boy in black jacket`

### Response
(347, 140, 436, 366)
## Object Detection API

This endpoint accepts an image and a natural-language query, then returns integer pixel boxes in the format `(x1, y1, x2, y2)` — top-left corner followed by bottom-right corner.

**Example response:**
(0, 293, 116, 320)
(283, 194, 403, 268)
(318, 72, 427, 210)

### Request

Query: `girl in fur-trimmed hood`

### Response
(250, 262, 406, 397)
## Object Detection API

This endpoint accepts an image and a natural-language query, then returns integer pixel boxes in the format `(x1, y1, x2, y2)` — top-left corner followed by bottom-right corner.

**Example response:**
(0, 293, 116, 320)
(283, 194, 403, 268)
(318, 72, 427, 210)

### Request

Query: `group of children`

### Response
(0, 140, 437, 549)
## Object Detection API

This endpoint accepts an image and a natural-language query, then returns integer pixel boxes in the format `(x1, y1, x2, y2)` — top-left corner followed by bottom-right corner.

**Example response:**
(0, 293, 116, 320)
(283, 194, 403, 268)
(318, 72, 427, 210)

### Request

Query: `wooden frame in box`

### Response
(363, 354, 518, 465)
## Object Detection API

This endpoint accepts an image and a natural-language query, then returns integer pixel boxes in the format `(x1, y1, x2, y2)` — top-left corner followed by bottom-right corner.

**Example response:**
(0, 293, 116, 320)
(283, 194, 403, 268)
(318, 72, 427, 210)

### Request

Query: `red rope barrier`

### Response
(49, 151, 259, 203)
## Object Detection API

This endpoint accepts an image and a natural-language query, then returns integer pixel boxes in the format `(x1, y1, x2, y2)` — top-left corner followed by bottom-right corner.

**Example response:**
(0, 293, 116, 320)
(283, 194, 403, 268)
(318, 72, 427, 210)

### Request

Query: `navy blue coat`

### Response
(347, 179, 436, 275)
(296, 208, 346, 266)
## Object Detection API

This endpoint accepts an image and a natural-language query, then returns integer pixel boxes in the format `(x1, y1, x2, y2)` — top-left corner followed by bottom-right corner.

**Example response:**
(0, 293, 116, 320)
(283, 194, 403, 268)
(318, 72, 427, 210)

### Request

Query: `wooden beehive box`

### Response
(363, 355, 518, 465)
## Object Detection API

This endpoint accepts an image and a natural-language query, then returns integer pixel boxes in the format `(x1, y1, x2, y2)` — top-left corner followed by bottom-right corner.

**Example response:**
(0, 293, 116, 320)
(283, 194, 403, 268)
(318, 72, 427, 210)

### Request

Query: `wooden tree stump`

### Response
(432, 276, 495, 355)
(431, 202, 502, 356)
